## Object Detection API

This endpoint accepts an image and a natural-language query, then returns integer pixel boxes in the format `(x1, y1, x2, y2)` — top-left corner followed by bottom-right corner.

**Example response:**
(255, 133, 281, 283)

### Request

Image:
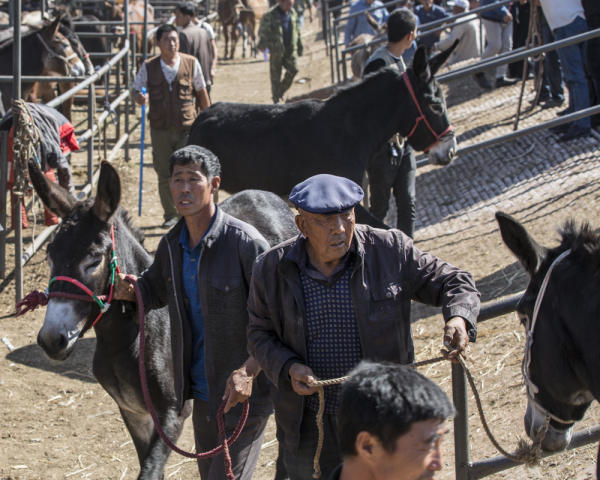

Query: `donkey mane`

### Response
(558, 220, 600, 272)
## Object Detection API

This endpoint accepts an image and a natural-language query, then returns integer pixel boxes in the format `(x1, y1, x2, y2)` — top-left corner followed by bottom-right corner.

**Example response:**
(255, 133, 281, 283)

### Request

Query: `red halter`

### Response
(402, 72, 453, 152)
(16, 225, 121, 331)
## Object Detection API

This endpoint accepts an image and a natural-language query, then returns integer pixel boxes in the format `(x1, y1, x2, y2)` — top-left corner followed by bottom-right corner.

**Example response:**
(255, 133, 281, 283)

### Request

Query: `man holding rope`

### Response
(247, 174, 480, 479)
(115, 146, 272, 479)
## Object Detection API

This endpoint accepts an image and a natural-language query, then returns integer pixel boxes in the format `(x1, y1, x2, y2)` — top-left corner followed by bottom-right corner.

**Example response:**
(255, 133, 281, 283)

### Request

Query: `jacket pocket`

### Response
(206, 277, 245, 315)
(368, 282, 403, 322)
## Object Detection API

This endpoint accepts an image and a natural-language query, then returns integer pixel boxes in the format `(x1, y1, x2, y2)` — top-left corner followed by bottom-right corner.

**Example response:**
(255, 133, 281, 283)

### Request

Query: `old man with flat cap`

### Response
(247, 174, 481, 479)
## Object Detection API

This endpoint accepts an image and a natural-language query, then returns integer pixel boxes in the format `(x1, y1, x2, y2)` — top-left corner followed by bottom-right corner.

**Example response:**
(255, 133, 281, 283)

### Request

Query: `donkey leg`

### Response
(120, 408, 185, 480)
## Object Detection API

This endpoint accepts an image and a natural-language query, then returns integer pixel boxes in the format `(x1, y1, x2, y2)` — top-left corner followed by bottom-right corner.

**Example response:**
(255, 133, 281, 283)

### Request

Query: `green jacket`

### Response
(258, 5, 303, 57)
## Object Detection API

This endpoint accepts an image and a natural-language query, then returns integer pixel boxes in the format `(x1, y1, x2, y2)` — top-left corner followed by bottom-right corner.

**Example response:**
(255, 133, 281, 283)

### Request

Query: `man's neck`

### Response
(387, 41, 407, 58)
(338, 459, 376, 480)
(305, 243, 344, 278)
(184, 205, 216, 248)
(161, 52, 179, 67)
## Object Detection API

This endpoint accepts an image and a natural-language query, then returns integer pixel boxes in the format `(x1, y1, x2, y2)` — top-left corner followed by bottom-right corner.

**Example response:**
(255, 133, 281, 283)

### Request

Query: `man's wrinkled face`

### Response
(158, 30, 179, 56)
(296, 209, 355, 266)
(374, 419, 448, 480)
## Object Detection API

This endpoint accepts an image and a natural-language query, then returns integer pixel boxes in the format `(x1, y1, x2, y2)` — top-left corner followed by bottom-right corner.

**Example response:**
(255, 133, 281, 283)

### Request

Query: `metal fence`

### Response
(0, 0, 137, 301)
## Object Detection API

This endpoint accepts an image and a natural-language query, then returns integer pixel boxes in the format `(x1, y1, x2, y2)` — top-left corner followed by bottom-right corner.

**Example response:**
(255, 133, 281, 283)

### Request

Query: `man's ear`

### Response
(354, 431, 380, 464)
(295, 213, 305, 235)
(211, 176, 221, 192)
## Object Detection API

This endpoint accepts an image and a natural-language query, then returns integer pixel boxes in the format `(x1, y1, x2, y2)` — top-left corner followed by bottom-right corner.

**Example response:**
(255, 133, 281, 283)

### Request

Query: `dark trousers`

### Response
(540, 18, 564, 101)
(280, 408, 341, 480)
(269, 52, 299, 103)
(367, 142, 416, 238)
(192, 400, 268, 480)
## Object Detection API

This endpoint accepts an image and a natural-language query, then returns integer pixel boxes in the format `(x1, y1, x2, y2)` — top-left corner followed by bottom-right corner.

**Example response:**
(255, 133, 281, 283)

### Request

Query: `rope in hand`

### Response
(124, 275, 248, 480)
(306, 353, 547, 479)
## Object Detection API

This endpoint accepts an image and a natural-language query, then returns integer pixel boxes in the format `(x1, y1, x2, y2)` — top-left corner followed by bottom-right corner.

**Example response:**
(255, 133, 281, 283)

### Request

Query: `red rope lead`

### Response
(126, 274, 248, 479)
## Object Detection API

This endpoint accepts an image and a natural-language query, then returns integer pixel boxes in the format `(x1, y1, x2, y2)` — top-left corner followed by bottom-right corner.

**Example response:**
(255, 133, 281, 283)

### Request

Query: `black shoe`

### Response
(540, 97, 565, 109)
(558, 126, 591, 142)
(495, 76, 519, 88)
(557, 107, 573, 117)
(474, 72, 492, 90)
(162, 217, 179, 228)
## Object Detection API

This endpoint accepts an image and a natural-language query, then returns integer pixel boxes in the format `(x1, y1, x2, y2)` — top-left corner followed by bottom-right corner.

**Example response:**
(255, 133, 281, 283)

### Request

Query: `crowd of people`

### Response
(82, 1, 597, 478)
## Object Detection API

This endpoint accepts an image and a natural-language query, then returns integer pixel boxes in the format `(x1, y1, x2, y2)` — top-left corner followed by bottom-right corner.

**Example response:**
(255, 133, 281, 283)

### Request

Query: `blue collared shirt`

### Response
(415, 4, 449, 47)
(179, 214, 216, 400)
(344, 0, 389, 46)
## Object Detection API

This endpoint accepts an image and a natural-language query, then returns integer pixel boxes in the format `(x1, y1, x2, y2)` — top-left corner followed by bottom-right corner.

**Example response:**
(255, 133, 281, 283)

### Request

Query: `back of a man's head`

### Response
(176, 1, 196, 17)
(338, 361, 455, 456)
(387, 8, 417, 43)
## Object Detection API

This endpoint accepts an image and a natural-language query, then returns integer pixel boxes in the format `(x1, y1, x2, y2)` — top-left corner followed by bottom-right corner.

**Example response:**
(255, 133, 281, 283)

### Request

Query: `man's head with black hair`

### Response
(169, 145, 221, 178)
(156, 23, 179, 42)
(336, 361, 454, 479)
(387, 7, 417, 44)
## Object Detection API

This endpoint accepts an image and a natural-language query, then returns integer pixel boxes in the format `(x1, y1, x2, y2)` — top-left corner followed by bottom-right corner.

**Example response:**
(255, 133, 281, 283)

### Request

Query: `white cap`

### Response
(448, 0, 469, 9)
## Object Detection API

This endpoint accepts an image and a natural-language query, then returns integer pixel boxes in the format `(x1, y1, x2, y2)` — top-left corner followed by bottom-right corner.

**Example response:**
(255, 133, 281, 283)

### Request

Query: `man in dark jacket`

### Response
(247, 174, 480, 480)
(115, 146, 272, 480)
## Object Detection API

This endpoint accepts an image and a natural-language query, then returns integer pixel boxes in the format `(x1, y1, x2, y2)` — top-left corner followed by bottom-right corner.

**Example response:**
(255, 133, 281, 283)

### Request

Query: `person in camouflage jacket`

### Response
(258, 0, 303, 103)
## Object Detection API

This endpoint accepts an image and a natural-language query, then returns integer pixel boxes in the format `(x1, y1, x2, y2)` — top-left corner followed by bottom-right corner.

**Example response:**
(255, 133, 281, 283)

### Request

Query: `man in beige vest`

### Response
(133, 23, 211, 228)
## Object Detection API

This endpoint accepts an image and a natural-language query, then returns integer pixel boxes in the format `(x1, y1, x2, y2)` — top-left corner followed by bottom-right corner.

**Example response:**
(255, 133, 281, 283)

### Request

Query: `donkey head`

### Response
(40, 15, 86, 77)
(405, 42, 458, 166)
(496, 211, 600, 452)
(30, 161, 121, 360)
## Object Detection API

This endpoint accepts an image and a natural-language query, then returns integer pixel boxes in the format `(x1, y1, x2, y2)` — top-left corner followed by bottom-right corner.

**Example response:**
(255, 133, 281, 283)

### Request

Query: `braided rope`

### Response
(12, 100, 42, 198)
(306, 353, 546, 478)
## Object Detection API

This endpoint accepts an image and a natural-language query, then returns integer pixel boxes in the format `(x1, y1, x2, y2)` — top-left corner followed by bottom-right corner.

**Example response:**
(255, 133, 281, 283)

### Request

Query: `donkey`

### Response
(0, 17, 86, 113)
(496, 211, 600, 477)
(26, 161, 297, 478)
(188, 44, 458, 228)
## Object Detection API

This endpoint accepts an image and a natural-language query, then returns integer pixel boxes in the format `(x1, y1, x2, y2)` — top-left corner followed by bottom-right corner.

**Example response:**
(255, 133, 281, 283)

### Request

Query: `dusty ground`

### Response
(1, 14, 600, 480)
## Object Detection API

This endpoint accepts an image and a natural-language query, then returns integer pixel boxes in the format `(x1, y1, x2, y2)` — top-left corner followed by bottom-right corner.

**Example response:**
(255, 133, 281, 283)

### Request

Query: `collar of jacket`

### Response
(164, 206, 225, 250)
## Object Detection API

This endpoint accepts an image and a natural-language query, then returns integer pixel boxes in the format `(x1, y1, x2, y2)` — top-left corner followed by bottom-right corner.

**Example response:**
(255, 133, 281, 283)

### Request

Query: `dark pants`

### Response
(280, 408, 341, 480)
(192, 400, 268, 480)
(540, 18, 564, 101)
(367, 142, 416, 238)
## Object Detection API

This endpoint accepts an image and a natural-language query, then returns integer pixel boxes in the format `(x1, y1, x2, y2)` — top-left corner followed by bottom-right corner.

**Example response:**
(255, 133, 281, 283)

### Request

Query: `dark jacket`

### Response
(247, 224, 480, 449)
(138, 207, 273, 418)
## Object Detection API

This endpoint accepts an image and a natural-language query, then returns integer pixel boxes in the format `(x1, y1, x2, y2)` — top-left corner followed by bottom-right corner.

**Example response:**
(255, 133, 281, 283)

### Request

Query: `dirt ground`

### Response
(1, 14, 600, 480)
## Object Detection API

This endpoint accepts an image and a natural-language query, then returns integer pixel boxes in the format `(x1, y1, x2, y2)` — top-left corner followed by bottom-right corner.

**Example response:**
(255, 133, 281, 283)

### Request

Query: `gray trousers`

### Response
(482, 19, 513, 79)
(192, 400, 268, 480)
(149, 127, 188, 221)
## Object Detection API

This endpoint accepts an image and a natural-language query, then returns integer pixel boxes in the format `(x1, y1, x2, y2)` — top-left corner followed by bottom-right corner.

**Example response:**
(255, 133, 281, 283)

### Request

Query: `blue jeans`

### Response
(553, 15, 590, 129)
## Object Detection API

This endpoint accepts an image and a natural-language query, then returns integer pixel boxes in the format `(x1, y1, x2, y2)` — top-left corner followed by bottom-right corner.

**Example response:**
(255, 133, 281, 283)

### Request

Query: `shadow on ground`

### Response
(5, 338, 97, 383)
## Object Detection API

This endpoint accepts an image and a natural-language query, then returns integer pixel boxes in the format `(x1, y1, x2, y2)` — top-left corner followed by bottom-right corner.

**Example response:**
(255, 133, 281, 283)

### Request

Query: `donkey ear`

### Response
(28, 159, 75, 218)
(412, 45, 431, 83)
(429, 39, 458, 77)
(44, 14, 62, 39)
(496, 211, 548, 276)
(92, 162, 121, 222)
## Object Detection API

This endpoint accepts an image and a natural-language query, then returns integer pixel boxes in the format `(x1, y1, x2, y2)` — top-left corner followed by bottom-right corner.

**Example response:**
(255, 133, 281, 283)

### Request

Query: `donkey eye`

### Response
(84, 259, 102, 273)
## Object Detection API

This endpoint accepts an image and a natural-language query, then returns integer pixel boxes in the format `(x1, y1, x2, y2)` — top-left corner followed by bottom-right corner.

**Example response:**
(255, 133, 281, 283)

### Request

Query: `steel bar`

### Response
(469, 426, 600, 479)
(46, 40, 130, 110)
(0, 131, 7, 278)
(453, 362, 471, 480)
(416, 104, 600, 168)
(13, 0, 22, 302)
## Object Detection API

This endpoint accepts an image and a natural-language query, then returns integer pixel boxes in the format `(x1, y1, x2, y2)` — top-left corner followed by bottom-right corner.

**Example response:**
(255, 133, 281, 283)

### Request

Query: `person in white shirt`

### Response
(132, 23, 211, 228)
(435, 0, 480, 65)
